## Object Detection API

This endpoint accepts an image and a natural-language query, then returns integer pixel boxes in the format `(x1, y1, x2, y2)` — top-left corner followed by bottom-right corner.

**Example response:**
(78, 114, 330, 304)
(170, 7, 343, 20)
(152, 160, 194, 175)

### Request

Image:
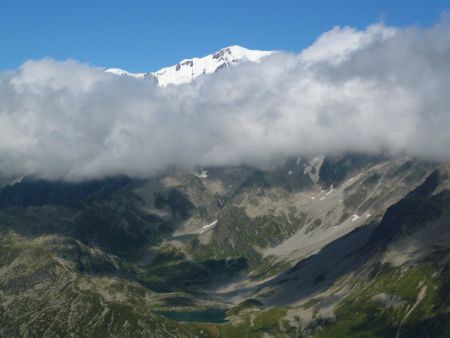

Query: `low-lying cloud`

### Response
(1, 20, 450, 180)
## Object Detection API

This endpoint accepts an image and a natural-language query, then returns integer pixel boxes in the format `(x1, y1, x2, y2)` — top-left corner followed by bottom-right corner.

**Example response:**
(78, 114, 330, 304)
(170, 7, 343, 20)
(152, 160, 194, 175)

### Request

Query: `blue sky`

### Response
(1, 0, 449, 72)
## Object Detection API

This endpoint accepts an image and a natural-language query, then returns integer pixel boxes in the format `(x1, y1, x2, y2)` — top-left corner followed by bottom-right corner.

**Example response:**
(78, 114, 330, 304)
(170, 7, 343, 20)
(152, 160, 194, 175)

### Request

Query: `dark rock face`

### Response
(369, 170, 443, 245)
(319, 153, 385, 188)
(181, 60, 193, 67)
(212, 50, 225, 60)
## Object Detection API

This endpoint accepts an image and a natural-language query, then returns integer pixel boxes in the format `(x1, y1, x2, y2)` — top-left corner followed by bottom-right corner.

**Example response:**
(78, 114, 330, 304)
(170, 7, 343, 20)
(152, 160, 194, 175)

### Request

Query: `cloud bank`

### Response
(1, 20, 450, 180)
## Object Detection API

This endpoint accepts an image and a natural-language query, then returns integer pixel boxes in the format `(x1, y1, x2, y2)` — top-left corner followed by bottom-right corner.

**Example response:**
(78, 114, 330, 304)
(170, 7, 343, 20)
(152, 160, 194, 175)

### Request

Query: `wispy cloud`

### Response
(1, 20, 450, 180)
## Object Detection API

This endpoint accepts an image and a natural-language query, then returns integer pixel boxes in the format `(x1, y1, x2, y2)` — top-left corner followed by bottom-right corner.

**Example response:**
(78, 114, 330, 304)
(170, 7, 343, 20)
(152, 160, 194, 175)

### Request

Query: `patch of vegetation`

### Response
(152, 188, 195, 219)
(76, 201, 157, 255)
(151, 244, 186, 266)
(141, 256, 248, 292)
(191, 206, 305, 270)
(305, 218, 322, 234)
(227, 299, 263, 316)
(315, 264, 450, 338)
(302, 297, 322, 309)
(219, 307, 298, 338)
(0, 176, 131, 208)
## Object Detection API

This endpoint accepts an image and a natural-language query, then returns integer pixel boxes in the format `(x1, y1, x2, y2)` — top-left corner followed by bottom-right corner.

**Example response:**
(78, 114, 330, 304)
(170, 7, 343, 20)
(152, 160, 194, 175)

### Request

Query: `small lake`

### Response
(156, 309, 228, 323)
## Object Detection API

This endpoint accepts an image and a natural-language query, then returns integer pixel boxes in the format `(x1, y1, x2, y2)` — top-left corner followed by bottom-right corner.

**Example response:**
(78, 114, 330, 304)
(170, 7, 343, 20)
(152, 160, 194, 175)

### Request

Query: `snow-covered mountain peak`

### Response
(105, 45, 273, 87)
(212, 45, 273, 62)
(104, 68, 146, 79)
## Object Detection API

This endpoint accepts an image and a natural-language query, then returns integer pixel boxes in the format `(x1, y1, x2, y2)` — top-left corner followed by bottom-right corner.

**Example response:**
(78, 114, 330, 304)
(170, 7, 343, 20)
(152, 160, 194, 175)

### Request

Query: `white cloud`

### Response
(299, 24, 397, 65)
(0, 21, 450, 180)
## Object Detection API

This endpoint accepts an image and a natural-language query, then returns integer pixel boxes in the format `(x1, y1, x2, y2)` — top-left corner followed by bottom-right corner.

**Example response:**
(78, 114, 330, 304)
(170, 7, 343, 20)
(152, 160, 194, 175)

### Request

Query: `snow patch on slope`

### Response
(200, 220, 218, 234)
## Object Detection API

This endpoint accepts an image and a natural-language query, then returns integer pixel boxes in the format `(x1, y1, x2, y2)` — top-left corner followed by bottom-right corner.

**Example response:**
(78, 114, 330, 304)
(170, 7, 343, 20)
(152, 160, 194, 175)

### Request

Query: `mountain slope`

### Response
(1, 154, 449, 337)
